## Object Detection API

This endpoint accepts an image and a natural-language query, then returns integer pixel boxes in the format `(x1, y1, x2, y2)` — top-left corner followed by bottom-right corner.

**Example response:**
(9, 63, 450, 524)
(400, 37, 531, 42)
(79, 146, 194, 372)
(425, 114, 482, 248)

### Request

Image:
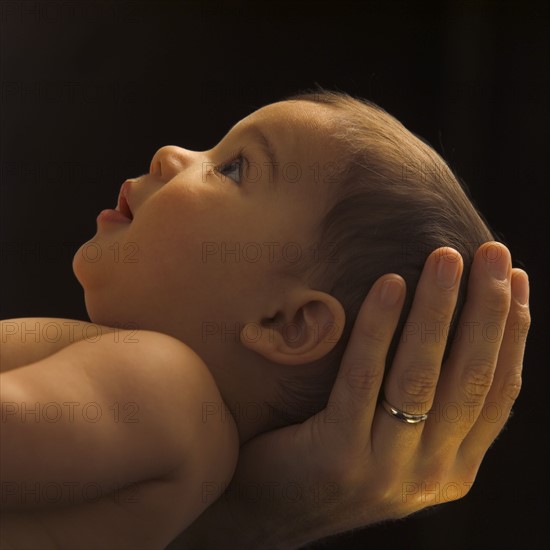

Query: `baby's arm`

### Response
(0, 329, 239, 524)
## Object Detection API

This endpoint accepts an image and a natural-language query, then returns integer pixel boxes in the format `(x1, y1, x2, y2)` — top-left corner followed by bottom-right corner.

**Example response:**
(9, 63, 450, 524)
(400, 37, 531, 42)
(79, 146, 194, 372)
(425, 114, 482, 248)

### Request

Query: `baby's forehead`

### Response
(236, 100, 345, 192)
(244, 100, 336, 134)
(230, 100, 341, 167)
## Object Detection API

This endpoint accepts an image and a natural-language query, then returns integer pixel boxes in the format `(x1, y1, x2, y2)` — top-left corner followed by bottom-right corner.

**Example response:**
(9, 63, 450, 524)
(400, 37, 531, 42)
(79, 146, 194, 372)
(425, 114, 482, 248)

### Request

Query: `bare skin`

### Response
(0, 324, 239, 549)
(0, 245, 530, 548)
(171, 243, 530, 549)
(0, 96, 530, 547)
(1, 99, 349, 548)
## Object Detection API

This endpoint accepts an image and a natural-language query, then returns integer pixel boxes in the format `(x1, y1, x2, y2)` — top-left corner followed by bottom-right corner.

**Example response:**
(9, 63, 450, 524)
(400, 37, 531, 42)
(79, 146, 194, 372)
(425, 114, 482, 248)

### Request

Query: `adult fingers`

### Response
(328, 274, 405, 437)
(373, 248, 463, 452)
(458, 268, 530, 463)
(422, 242, 512, 449)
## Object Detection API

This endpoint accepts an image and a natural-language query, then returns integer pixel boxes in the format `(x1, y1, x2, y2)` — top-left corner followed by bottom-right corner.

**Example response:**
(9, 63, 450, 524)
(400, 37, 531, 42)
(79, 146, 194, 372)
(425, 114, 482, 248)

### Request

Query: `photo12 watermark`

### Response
(401, 480, 473, 504)
(1, 481, 140, 506)
(0, 240, 140, 265)
(201, 320, 341, 345)
(202, 479, 339, 505)
(397, 319, 528, 345)
(77, 240, 140, 264)
(387, 400, 505, 425)
(201, 400, 341, 426)
(1, 319, 141, 344)
(202, 160, 343, 185)
(201, 241, 339, 265)
(1, 401, 140, 424)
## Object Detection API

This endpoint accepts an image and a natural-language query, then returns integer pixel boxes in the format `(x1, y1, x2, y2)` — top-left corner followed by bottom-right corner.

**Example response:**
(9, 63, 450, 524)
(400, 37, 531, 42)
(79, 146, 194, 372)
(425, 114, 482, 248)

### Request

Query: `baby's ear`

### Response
(240, 290, 345, 365)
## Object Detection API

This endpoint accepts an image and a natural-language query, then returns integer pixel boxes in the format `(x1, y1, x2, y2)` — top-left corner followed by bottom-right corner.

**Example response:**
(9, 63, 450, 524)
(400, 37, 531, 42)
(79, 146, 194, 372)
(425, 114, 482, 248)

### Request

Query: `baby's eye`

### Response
(216, 157, 243, 184)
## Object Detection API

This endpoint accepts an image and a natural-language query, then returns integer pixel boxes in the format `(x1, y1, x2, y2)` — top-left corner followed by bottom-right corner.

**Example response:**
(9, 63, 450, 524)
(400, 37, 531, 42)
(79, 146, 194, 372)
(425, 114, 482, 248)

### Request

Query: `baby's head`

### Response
(73, 88, 494, 443)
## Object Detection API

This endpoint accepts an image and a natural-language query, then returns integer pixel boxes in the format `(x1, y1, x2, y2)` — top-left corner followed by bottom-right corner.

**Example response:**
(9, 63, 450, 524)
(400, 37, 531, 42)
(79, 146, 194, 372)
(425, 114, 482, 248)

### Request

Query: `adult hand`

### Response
(170, 242, 530, 550)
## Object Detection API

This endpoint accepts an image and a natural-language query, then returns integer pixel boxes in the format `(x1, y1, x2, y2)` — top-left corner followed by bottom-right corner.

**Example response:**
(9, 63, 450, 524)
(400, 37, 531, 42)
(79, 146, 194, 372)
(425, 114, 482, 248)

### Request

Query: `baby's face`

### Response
(73, 99, 339, 367)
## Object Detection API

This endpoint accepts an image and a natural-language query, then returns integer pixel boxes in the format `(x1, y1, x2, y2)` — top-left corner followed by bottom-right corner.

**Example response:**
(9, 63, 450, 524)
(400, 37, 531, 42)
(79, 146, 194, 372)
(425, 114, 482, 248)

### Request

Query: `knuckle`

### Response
(483, 284, 511, 318)
(420, 300, 452, 326)
(515, 310, 531, 341)
(376, 475, 418, 518)
(424, 454, 450, 481)
(503, 300, 531, 344)
(398, 477, 467, 511)
(452, 479, 474, 501)
(460, 360, 495, 401)
(398, 363, 439, 401)
(518, 306, 532, 325)
(361, 319, 390, 345)
(458, 463, 480, 494)
(500, 370, 523, 404)
(344, 360, 383, 392)
(369, 474, 395, 505)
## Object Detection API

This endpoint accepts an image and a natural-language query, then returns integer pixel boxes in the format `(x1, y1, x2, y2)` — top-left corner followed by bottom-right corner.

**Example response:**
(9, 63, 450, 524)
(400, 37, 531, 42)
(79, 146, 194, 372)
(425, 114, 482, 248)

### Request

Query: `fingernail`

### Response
(380, 279, 404, 308)
(436, 250, 460, 289)
(483, 243, 510, 281)
(511, 271, 529, 305)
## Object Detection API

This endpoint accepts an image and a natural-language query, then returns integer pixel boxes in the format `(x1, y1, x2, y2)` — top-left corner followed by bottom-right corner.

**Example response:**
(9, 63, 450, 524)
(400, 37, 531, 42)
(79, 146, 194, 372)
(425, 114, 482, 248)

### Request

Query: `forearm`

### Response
(169, 483, 263, 550)
(173, 486, 333, 550)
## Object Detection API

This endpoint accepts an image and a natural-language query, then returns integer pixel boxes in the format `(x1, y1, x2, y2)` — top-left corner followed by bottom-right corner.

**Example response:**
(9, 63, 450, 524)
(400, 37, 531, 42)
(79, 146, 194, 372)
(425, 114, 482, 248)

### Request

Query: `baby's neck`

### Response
(198, 348, 285, 445)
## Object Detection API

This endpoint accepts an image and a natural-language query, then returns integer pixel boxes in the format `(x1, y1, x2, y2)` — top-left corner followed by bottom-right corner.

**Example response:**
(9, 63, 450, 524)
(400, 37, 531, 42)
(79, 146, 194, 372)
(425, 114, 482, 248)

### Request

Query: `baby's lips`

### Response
(116, 180, 134, 220)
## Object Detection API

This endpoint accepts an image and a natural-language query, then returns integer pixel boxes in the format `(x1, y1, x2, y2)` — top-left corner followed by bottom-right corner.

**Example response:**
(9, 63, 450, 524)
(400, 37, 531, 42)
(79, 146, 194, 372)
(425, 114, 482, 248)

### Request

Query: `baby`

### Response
(0, 89, 494, 548)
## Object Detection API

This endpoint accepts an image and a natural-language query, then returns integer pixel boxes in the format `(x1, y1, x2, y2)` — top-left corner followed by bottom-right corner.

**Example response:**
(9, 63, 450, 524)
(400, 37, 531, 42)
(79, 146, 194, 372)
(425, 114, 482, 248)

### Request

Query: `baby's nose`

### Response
(149, 145, 194, 181)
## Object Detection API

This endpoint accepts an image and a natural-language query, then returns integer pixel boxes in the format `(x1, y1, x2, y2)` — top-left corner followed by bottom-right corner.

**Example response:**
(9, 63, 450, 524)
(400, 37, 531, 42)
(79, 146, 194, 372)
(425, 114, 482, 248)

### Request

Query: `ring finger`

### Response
(373, 247, 463, 455)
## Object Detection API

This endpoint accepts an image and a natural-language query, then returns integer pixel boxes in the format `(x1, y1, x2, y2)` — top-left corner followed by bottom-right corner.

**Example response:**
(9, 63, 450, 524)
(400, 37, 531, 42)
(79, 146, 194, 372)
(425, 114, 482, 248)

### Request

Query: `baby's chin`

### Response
(72, 243, 90, 291)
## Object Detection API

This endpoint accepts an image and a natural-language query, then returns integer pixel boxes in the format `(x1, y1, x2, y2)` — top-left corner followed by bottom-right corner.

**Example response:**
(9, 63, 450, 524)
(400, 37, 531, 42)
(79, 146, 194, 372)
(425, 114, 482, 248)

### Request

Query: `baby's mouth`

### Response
(116, 181, 134, 221)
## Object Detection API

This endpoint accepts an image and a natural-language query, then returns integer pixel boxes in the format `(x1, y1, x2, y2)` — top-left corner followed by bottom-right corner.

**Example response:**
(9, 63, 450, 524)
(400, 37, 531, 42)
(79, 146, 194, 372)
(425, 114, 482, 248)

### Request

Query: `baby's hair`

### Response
(267, 86, 497, 426)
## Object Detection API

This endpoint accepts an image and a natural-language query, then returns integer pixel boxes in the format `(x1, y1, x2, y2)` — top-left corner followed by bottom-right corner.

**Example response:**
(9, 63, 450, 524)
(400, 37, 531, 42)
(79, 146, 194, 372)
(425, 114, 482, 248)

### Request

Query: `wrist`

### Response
(166, 484, 268, 549)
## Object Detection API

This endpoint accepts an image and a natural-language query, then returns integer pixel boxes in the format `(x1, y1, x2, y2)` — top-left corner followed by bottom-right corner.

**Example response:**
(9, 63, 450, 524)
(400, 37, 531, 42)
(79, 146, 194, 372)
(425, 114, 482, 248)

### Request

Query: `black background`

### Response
(1, 1, 548, 549)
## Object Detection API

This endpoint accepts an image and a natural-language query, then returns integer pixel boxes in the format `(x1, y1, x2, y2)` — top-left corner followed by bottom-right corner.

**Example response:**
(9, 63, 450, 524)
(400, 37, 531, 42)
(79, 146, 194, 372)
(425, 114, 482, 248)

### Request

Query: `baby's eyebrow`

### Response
(231, 124, 280, 186)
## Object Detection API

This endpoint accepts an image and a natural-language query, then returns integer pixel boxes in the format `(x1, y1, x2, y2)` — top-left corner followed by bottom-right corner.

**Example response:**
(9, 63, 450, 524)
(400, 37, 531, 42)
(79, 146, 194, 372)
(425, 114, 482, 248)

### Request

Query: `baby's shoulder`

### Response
(0, 316, 119, 371)
(93, 328, 240, 477)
